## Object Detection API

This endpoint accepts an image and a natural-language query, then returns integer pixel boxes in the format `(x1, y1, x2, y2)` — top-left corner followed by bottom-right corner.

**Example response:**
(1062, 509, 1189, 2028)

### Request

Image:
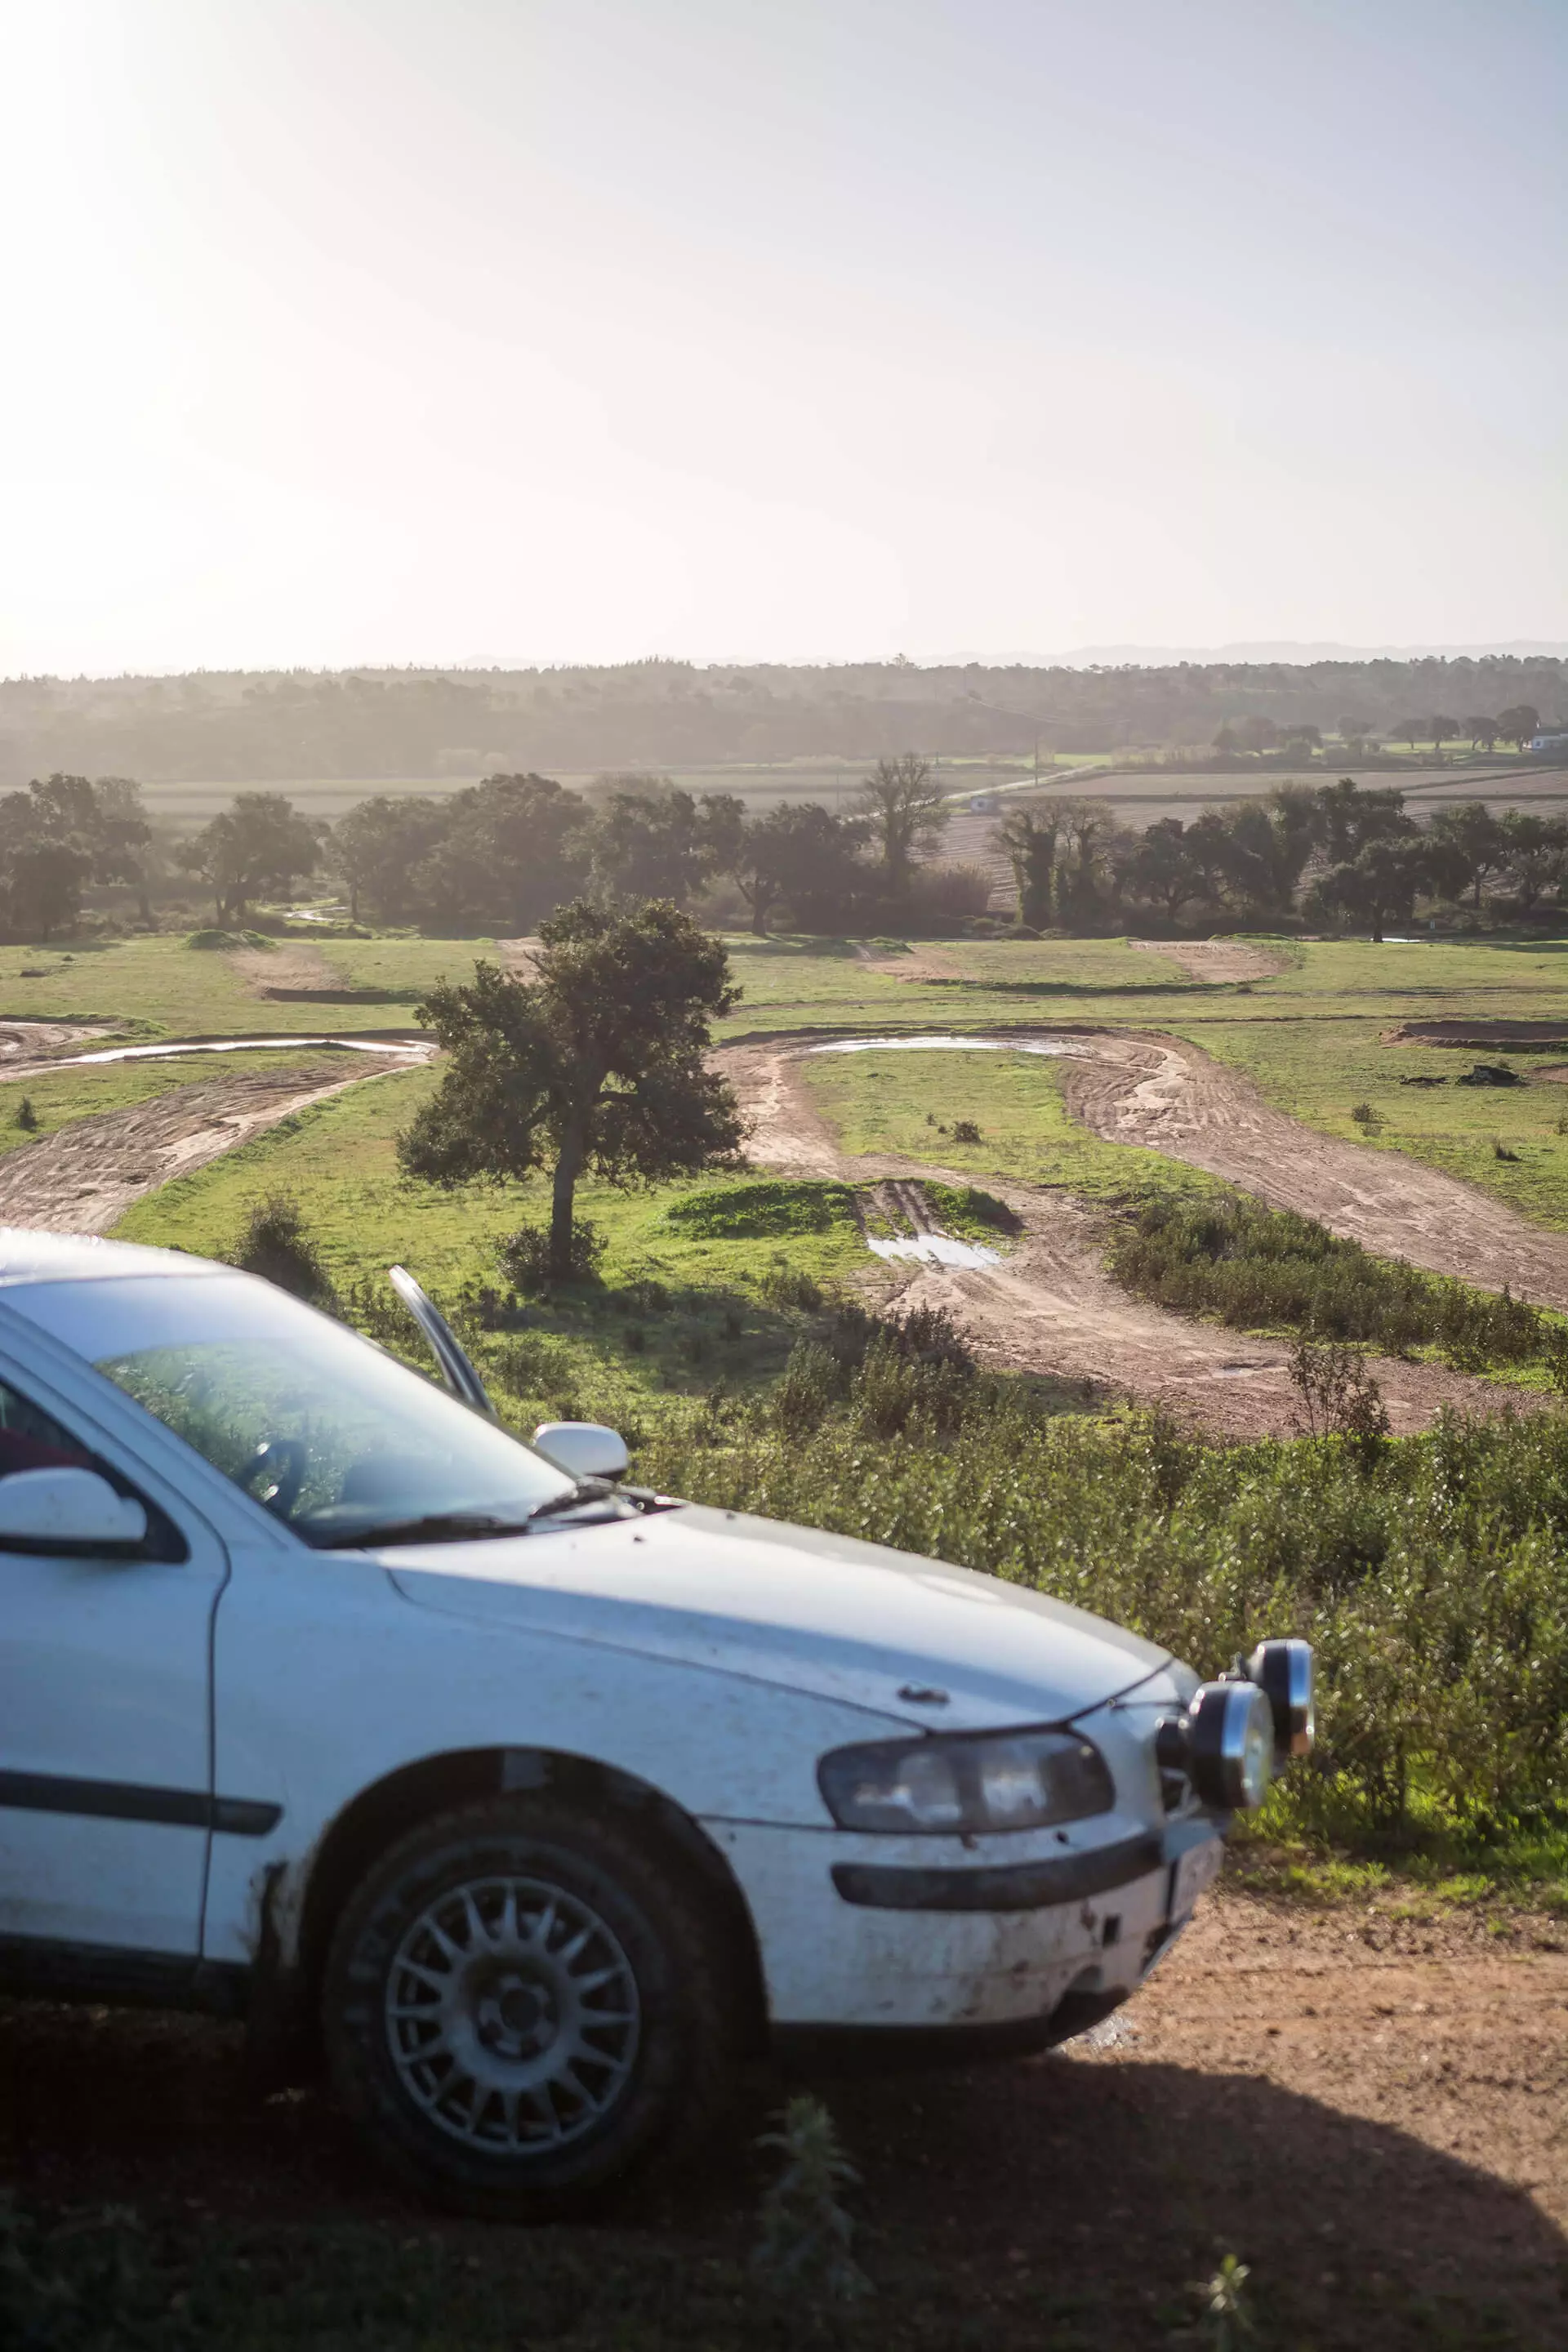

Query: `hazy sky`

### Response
(3, 0, 1564, 674)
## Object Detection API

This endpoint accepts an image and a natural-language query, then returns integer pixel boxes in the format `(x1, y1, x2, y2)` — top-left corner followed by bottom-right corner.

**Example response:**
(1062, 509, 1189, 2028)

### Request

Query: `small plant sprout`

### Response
(752, 2093, 871, 2309)
(1196, 2252, 1258, 2350)
(14, 1096, 38, 1131)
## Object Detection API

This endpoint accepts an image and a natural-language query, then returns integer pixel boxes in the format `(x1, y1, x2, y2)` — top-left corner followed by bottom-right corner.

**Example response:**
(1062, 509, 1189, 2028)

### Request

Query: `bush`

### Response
(666, 1179, 857, 1240)
(639, 1396, 1568, 1842)
(14, 1095, 38, 1132)
(755, 1258, 825, 1312)
(1108, 1191, 1560, 1374)
(227, 1195, 336, 1307)
(498, 1219, 604, 1292)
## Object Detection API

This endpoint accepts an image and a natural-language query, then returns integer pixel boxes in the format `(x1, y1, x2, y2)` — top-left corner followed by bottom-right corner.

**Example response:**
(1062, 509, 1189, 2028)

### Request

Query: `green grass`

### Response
(113, 1076, 875, 1437)
(800, 1045, 1218, 1201)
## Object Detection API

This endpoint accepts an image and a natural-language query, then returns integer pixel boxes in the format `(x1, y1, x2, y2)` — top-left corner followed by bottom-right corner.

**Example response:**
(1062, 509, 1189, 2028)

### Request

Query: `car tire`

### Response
(322, 1793, 738, 2218)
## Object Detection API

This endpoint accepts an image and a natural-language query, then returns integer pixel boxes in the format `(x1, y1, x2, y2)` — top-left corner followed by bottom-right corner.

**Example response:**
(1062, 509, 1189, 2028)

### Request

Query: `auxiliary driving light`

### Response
(1186, 1680, 1276, 1811)
(1246, 1637, 1316, 1760)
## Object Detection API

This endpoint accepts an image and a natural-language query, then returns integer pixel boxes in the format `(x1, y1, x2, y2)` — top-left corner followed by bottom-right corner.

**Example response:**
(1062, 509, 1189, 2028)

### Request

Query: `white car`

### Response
(0, 1230, 1312, 2216)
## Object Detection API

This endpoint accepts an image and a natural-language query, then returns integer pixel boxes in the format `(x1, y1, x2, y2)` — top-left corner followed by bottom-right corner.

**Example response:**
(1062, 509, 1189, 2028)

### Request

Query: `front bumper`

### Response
(705, 1812, 1219, 2034)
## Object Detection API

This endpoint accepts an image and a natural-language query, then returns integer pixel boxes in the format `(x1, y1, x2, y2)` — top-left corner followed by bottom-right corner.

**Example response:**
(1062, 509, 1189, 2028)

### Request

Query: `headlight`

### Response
(817, 1727, 1115, 1837)
(1186, 1681, 1275, 1811)
(1246, 1637, 1315, 1760)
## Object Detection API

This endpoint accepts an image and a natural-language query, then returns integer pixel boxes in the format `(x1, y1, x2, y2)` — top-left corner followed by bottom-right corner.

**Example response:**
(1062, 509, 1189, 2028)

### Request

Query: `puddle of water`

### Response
(867, 1233, 1002, 1268)
(812, 1034, 1087, 1057)
(50, 1036, 430, 1070)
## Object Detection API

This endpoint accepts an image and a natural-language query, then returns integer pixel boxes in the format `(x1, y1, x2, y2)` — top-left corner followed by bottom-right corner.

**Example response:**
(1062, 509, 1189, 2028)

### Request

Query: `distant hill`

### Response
(2, 653, 1564, 788)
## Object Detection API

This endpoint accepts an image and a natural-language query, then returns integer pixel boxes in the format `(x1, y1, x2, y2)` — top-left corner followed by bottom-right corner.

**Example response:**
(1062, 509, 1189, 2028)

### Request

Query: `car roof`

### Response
(0, 1228, 226, 1287)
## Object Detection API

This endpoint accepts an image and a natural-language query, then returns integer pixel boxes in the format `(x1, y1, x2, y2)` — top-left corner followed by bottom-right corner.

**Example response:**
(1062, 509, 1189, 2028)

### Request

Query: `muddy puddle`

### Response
(867, 1232, 1003, 1267)
(27, 1033, 431, 1072)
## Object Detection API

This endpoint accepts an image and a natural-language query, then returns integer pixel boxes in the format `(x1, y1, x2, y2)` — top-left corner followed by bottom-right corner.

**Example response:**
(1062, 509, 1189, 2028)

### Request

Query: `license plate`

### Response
(1168, 1835, 1223, 1921)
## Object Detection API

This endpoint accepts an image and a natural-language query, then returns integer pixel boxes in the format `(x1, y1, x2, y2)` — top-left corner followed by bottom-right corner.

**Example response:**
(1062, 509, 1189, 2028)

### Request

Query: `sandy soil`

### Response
(0, 1019, 116, 1062)
(497, 936, 542, 978)
(1061, 1027, 1568, 1310)
(1129, 937, 1291, 982)
(0, 1056, 410, 1234)
(2, 1886, 1562, 2347)
(714, 1037, 1543, 1436)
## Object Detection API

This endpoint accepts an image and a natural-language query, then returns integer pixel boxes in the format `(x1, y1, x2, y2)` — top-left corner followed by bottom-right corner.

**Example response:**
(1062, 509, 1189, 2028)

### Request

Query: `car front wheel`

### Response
(322, 1793, 737, 2216)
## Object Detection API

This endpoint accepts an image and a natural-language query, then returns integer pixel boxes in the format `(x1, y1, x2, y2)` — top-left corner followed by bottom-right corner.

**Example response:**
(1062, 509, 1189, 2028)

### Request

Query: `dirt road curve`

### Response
(715, 1037, 1542, 1435)
(0, 1019, 115, 1062)
(0, 1058, 408, 1234)
(1062, 1028, 1568, 1310)
(1129, 937, 1291, 982)
(1, 1889, 1561, 2346)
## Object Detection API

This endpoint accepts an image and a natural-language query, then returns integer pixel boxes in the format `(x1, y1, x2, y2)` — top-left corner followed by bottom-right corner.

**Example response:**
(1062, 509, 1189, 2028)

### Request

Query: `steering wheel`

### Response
(241, 1436, 307, 1520)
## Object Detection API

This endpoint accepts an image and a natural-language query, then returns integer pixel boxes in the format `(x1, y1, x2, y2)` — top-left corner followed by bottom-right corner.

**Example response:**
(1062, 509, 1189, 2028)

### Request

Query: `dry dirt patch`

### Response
(1129, 937, 1290, 982)
(0, 1055, 408, 1234)
(0, 1019, 117, 1062)
(712, 1036, 1543, 1436)
(1, 1889, 1562, 2347)
(852, 942, 967, 982)
(1060, 1027, 1568, 1310)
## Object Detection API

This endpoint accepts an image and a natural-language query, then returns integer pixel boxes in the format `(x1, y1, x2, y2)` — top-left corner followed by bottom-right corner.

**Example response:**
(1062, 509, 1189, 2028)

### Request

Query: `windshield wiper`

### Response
(527, 1479, 616, 1522)
(329, 1508, 540, 1550)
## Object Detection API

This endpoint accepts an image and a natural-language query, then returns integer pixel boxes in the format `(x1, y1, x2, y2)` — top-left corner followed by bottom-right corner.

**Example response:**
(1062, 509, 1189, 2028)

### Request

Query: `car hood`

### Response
(382, 1502, 1170, 1732)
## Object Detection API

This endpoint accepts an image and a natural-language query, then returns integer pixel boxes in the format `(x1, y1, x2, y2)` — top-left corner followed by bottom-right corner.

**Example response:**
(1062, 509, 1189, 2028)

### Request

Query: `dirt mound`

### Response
(0, 1056, 408, 1234)
(1388, 1018, 1568, 1047)
(1129, 937, 1290, 982)
(713, 1036, 1544, 1437)
(851, 942, 965, 982)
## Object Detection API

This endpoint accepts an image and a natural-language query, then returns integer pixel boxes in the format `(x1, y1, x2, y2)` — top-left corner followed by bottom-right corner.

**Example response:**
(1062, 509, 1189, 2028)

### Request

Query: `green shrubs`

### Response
(497, 1219, 604, 1291)
(665, 1178, 857, 1239)
(642, 1392, 1568, 1850)
(14, 1094, 38, 1132)
(755, 1257, 825, 1312)
(1108, 1192, 1558, 1374)
(226, 1195, 336, 1308)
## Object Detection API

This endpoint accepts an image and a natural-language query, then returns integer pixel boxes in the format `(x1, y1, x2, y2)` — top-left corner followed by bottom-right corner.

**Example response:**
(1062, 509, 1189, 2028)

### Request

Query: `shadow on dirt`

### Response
(1, 2000, 1561, 2348)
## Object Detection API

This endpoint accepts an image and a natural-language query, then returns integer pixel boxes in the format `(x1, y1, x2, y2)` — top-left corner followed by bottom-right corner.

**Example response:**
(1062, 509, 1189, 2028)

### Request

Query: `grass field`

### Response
(800, 1044, 1218, 1201)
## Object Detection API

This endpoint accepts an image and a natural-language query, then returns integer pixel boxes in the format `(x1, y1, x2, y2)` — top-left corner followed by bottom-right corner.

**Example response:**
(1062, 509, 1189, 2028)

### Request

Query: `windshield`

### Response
(7, 1272, 577, 1547)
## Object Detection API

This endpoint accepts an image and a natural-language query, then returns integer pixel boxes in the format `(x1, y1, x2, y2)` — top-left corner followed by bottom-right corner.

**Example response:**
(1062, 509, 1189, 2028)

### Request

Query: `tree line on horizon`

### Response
(4, 760, 1568, 947)
(2, 656, 1563, 784)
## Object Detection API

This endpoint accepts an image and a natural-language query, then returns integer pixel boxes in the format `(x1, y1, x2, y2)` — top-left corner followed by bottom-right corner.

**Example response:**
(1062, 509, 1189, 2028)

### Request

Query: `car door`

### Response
(0, 1361, 227, 1962)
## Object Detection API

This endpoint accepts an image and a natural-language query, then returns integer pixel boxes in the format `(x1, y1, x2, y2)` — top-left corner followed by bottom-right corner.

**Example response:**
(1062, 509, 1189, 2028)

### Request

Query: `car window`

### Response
(0, 1379, 94, 1480)
(0, 1374, 186, 1561)
(16, 1272, 577, 1548)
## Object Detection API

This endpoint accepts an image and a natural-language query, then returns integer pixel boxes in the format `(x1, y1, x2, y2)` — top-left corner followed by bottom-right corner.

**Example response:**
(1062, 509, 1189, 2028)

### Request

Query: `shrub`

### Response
(666, 1178, 856, 1240)
(950, 1118, 982, 1144)
(1108, 1191, 1560, 1375)
(1350, 1101, 1376, 1125)
(14, 1095, 38, 1132)
(638, 1396, 1568, 1841)
(755, 1258, 824, 1312)
(227, 1195, 335, 1307)
(1287, 1336, 1390, 1448)
(498, 1219, 604, 1292)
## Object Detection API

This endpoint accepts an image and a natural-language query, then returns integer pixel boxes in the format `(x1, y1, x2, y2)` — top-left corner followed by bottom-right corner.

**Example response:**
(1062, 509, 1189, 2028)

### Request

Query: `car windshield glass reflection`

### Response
(91, 1298, 575, 1547)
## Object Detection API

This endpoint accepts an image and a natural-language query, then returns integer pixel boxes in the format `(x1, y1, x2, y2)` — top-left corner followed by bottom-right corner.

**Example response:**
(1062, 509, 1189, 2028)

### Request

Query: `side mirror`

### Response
(532, 1422, 630, 1483)
(0, 1468, 148, 1550)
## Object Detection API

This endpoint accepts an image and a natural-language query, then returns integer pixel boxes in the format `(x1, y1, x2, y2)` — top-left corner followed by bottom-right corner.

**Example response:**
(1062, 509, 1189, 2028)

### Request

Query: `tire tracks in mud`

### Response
(0, 1054, 416, 1236)
(714, 1032, 1552, 1437)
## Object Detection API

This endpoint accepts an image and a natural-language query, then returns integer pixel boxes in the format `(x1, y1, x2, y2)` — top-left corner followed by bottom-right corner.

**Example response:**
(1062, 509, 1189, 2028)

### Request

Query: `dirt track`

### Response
(1061, 1028, 1568, 1310)
(715, 1036, 1545, 1436)
(0, 1057, 410, 1233)
(0, 1018, 115, 1061)
(2, 1886, 1562, 2347)
(1129, 937, 1290, 982)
